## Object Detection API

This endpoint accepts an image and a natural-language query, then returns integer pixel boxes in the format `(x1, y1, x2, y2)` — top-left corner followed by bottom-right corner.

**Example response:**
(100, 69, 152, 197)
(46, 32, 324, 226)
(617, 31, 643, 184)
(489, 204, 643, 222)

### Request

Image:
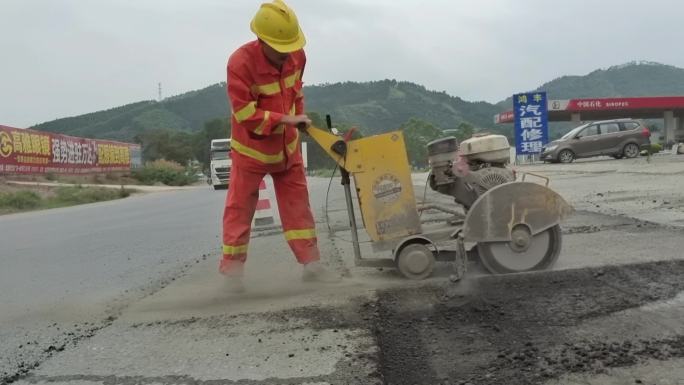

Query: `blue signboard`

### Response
(513, 92, 549, 155)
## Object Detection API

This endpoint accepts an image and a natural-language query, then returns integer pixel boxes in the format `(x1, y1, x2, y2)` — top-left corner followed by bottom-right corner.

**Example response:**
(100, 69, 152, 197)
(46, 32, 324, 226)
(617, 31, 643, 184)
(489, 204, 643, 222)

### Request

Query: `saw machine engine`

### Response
(428, 134, 514, 210)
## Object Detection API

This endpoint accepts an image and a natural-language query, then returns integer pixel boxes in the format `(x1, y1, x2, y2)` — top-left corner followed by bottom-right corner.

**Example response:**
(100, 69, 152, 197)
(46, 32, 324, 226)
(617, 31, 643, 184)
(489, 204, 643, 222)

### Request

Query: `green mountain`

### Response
(31, 80, 501, 142)
(303, 80, 499, 134)
(32, 84, 230, 142)
(498, 61, 684, 108)
(31, 61, 684, 142)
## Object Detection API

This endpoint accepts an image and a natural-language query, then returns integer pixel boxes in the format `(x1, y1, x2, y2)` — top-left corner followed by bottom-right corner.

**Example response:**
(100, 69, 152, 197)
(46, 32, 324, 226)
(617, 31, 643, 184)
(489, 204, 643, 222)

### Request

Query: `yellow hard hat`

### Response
(250, 0, 306, 53)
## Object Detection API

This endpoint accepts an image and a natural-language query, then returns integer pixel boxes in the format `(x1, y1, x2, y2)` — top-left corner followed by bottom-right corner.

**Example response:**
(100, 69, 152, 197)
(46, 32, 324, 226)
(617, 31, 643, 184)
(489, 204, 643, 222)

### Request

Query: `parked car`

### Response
(541, 118, 651, 163)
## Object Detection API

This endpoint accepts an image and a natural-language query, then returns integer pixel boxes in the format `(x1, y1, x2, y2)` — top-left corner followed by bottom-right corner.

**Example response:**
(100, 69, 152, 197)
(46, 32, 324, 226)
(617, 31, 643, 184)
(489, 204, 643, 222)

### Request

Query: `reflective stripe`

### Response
(253, 70, 299, 95)
(273, 125, 285, 134)
(254, 111, 270, 135)
(286, 129, 299, 154)
(253, 81, 280, 95)
(231, 139, 284, 164)
(289, 104, 295, 115)
(233, 102, 256, 123)
(284, 228, 316, 241)
(284, 70, 301, 88)
(223, 244, 248, 254)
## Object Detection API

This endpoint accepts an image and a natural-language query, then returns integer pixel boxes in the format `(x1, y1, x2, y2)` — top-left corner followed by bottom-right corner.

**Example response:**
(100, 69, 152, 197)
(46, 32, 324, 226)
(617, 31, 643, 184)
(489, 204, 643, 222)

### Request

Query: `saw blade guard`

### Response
(462, 181, 574, 245)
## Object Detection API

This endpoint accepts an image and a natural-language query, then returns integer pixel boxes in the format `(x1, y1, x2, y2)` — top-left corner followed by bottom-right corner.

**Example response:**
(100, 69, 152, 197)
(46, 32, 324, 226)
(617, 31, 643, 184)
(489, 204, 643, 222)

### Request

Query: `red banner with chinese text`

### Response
(0, 125, 142, 174)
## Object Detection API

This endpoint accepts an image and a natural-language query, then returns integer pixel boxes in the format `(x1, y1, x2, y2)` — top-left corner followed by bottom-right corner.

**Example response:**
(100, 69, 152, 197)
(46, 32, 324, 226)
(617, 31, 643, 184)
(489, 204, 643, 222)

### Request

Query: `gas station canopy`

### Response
(494, 96, 684, 143)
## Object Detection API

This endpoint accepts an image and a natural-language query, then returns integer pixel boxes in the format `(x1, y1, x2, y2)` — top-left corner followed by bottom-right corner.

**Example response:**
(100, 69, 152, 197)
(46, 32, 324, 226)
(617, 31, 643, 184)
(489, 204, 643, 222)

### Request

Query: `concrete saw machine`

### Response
(307, 117, 573, 280)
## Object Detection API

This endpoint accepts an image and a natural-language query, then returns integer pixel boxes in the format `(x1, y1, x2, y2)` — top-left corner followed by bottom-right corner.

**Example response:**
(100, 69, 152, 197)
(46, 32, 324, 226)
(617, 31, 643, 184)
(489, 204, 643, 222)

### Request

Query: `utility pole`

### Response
(158, 82, 162, 101)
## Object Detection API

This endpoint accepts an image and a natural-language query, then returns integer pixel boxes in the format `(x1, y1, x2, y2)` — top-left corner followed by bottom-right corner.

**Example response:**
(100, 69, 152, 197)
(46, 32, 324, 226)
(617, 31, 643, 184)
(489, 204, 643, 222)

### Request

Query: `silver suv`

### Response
(541, 118, 651, 163)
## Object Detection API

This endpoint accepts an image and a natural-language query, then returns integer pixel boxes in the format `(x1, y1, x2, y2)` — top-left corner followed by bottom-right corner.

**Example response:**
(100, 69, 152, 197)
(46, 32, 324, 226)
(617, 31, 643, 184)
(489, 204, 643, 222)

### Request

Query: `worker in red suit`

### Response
(221, 0, 341, 291)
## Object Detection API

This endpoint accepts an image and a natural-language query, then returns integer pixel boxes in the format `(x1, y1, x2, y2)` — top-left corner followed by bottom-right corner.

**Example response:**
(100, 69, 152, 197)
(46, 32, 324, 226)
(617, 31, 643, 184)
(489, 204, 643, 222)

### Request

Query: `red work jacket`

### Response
(226, 40, 305, 173)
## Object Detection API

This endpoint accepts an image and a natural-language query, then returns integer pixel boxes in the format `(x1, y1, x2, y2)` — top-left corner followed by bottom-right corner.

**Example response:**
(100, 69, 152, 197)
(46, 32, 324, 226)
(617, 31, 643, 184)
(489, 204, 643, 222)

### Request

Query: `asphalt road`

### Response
(2, 154, 684, 385)
(1, 177, 360, 384)
(0, 187, 227, 382)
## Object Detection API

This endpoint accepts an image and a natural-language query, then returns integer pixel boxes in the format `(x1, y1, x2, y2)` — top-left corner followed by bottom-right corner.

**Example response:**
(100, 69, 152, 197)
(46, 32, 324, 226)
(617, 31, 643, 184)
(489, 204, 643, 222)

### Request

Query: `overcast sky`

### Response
(2, 0, 683, 127)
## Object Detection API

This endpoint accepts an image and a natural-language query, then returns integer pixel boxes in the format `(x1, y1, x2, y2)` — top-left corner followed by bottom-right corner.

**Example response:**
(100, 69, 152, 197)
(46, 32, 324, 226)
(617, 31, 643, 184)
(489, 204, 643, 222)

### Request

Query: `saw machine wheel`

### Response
(396, 243, 435, 280)
(476, 224, 562, 275)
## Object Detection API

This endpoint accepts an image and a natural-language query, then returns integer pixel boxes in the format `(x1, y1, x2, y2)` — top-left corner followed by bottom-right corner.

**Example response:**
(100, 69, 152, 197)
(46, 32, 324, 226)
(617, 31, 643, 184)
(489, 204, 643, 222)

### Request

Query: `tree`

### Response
(134, 129, 195, 165)
(400, 118, 445, 168)
(164, 132, 195, 165)
(135, 129, 203, 165)
(455, 122, 474, 141)
(444, 122, 475, 142)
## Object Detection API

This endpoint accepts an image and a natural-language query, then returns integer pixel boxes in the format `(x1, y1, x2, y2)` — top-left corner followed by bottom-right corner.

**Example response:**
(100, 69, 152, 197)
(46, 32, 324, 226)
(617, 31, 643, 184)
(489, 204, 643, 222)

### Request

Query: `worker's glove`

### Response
(296, 123, 309, 135)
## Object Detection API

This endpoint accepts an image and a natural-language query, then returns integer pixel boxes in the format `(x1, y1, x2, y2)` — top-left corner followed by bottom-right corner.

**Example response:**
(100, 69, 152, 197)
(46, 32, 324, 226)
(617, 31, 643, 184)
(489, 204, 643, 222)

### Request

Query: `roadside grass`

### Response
(0, 185, 135, 215)
(4, 172, 141, 186)
(131, 159, 197, 186)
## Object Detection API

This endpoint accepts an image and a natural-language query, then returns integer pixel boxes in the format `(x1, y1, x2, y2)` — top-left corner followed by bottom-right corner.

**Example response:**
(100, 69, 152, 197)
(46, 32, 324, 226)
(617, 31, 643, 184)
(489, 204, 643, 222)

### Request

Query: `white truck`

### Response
(209, 138, 231, 190)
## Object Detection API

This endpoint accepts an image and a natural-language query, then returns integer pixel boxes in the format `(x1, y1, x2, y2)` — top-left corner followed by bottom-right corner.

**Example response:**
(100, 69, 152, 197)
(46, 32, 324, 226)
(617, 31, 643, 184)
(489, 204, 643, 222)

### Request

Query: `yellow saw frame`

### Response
(307, 124, 573, 279)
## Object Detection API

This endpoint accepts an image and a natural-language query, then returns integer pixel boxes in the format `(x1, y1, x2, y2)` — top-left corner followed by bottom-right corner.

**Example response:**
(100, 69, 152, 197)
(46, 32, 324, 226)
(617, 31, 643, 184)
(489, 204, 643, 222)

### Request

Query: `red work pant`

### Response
(220, 164, 320, 274)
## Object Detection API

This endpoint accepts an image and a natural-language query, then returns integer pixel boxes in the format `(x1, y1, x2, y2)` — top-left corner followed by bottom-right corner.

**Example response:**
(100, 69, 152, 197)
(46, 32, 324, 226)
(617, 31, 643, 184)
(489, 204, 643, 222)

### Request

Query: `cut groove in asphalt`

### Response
(371, 260, 684, 385)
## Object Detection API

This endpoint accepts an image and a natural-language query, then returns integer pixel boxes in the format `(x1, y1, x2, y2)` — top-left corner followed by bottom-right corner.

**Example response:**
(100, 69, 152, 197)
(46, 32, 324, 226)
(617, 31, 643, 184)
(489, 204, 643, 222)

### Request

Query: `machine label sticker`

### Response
(376, 213, 408, 235)
(372, 174, 402, 203)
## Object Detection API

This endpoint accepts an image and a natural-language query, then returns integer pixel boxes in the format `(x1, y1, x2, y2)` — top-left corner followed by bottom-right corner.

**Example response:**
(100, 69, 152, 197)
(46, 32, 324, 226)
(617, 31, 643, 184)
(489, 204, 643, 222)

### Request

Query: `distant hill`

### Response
(304, 80, 499, 134)
(497, 61, 684, 108)
(32, 80, 501, 141)
(32, 84, 230, 141)
(31, 61, 684, 142)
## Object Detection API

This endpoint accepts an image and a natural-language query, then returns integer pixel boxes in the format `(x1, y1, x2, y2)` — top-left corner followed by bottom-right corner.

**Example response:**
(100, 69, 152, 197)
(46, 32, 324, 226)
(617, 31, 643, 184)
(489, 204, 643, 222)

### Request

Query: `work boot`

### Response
(224, 275, 245, 293)
(222, 263, 245, 293)
(302, 261, 342, 283)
